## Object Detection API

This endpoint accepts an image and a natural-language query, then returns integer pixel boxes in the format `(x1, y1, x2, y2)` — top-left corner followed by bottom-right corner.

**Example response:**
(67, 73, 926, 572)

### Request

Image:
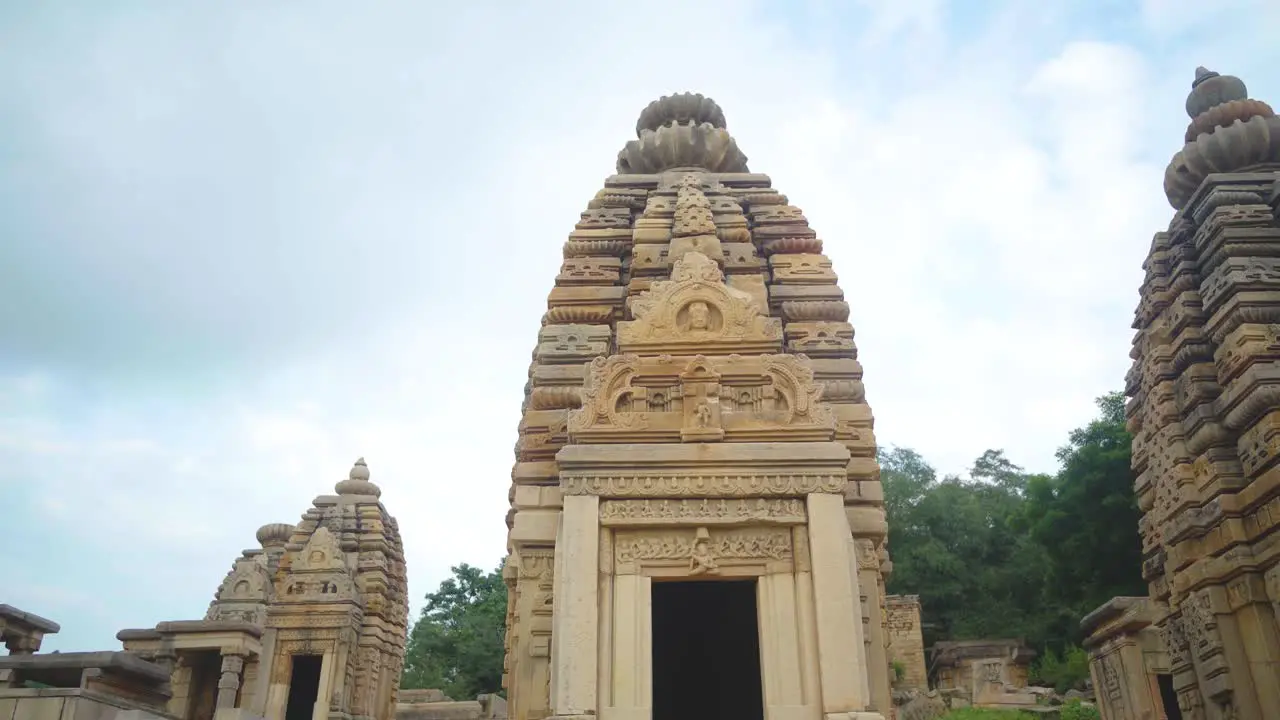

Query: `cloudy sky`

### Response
(1, 0, 1277, 653)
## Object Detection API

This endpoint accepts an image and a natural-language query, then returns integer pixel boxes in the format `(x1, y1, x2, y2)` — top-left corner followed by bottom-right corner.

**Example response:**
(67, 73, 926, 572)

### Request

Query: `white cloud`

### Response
(1, 0, 1275, 650)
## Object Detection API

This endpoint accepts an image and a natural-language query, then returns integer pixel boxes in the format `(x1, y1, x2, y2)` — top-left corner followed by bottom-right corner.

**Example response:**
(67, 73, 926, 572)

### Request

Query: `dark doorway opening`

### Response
(1157, 673, 1182, 720)
(285, 654, 324, 720)
(185, 651, 221, 720)
(651, 579, 764, 720)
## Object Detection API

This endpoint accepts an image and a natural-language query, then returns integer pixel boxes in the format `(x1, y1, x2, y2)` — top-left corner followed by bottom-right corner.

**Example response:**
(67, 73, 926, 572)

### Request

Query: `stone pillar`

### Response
(846, 538, 870, 706)
(794, 527, 824, 715)
(313, 651, 335, 720)
(855, 540, 891, 713)
(216, 652, 246, 710)
(250, 629, 277, 716)
(758, 571, 808, 720)
(597, 528, 615, 716)
(550, 494, 600, 719)
(806, 493, 868, 717)
(1227, 572, 1280, 716)
(2, 634, 39, 655)
(606, 573, 651, 720)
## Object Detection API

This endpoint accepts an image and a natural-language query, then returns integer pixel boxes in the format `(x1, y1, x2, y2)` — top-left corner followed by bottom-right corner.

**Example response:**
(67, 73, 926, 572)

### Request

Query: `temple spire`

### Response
(616, 91, 748, 174)
(335, 456, 381, 497)
(1164, 67, 1279, 209)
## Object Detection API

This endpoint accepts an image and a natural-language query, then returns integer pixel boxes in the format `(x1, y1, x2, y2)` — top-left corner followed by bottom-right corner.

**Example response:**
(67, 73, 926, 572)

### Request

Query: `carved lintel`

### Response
(562, 472, 846, 497)
(613, 527, 792, 575)
(599, 498, 806, 526)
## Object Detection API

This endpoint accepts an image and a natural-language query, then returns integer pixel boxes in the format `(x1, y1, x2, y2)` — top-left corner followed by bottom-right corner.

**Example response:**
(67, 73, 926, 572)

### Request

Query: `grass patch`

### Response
(939, 699, 1099, 720)
(939, 709, 1032, 719)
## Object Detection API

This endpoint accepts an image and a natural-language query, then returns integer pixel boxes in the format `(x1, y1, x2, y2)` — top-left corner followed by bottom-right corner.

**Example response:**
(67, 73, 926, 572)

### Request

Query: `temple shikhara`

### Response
(1083, 69, 1280, 720)
(1, 460, 410, 720)
(500, 92, 892, 720)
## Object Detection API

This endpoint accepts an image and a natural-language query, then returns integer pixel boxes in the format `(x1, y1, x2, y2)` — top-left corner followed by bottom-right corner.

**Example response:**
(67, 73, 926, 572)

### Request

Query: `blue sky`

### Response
(1, 0, 1277, 652)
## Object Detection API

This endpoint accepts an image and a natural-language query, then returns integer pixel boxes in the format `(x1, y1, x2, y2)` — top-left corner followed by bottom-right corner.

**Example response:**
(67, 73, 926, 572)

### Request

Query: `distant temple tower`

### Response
(1085, 69, 1280, 720)
(119, 459, 409, 720)
(502, 93, 892, 720)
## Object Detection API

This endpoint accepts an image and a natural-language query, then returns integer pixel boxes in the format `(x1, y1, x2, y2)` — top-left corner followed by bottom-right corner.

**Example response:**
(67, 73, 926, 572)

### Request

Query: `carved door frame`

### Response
(596, 521, 821, 720)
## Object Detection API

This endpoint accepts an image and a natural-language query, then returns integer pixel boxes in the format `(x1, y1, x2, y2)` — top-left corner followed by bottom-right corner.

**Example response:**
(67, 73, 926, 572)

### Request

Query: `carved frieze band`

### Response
(614, 527, 793, 568)
(562, 472, 845, 497)
(599, 498, 806, 526)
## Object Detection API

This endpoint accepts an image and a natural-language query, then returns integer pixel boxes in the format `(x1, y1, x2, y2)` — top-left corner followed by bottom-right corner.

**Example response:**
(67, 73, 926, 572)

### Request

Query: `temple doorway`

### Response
(185, 651, 221, 720)
(651, 579, 764, 720)
(1156, 674, 1182, 720)
(284, 654, 323, 720)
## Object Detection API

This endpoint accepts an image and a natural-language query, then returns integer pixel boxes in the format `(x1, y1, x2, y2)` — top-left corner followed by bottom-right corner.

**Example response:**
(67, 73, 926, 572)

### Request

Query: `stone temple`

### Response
(1, 459, 409, 720)
(1083, 69, 1280, 719)
(501, 93, 893, 720)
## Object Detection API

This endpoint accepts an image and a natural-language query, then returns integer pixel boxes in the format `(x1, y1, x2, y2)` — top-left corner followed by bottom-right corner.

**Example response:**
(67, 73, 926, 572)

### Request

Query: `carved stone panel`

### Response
(535, 324, 612, 365)
(556, 257, 623, 286)
(785, 322, 856, 358)
(568, 352, 835, 443)
(612, 526, 793, 575)
(618, 251, 783, 355)
(599, 498, 806, 526)
(769, 254, 837, 285)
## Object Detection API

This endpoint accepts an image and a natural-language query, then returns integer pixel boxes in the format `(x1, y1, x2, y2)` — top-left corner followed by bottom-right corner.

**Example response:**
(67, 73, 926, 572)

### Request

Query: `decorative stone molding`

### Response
(612, 526, 792, 575)
(568, 352, 834, 443)
(599, 498, 806, 526)
(562, 472, 846, 497)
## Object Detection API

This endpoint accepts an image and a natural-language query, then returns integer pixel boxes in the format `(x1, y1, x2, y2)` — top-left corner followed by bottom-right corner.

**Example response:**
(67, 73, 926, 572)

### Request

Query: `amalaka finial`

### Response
(635, 92, 728, 137)
(617, 92, 747, 174)
(256, 522, 295, 548)
(335, 456, 381, 497)
(350, 457, 370, 480)
(1164, 66, 1279, 209)
(1185, 66, 1248, 118)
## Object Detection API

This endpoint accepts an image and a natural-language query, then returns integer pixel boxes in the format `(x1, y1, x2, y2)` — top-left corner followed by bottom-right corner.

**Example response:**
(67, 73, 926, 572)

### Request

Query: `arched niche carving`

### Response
(618, 251, 782, 355)
(568, 353, 835, 443)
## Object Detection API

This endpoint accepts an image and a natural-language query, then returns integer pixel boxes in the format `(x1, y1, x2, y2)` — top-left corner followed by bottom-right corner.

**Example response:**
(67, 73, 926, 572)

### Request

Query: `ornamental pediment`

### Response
(290, 527, 349, 572)
(212, 554, 272, 603)
(617, 251, 782, 355)
(567, 352, 834, 443)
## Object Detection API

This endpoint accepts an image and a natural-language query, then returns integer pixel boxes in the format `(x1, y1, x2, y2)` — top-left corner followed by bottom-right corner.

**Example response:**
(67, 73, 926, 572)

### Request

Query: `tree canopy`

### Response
(401, 391, 1143, 693)
(882, 391, 1144, 656)
(401, 562, 507, 699)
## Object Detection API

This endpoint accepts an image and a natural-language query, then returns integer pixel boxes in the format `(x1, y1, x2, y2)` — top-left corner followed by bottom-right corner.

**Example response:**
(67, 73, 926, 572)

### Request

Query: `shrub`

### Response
(1030, 644, 1091, 693)
(938, 708, 1031, 719)
(1059, 699, 1101, 720)
(892, 660, 907, 683)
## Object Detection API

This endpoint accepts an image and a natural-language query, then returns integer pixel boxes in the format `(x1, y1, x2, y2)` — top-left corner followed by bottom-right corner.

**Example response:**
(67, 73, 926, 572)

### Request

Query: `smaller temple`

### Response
(1080, 598, 1173, 720)
(2, 459, 409, 720)
(929, 640, 1037, 709)
(118, 458, 410, 720)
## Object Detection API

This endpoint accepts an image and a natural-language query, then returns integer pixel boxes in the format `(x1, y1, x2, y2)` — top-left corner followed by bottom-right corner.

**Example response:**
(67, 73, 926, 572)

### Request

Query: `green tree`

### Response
(883, 391, 1144, 663)
(402, 563, 507, 699)
(881, 447, 1050, 646)
(1021, 391, 1144, 644)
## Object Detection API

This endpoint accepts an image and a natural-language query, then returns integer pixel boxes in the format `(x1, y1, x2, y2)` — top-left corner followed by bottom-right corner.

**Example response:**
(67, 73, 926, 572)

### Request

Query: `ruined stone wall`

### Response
(885, 595, 926, 690)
